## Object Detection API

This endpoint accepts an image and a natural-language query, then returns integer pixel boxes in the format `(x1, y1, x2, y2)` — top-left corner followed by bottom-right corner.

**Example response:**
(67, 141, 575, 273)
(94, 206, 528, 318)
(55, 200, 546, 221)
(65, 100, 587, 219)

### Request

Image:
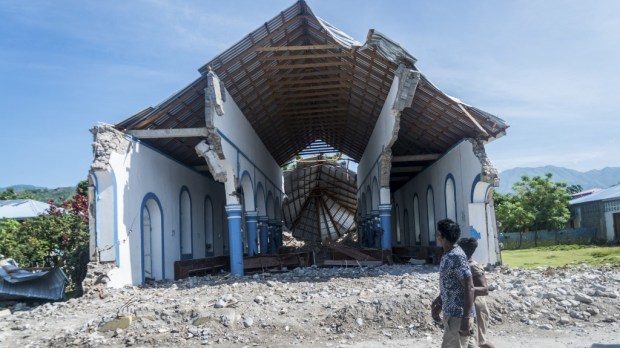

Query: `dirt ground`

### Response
(1, 262, 619, 347)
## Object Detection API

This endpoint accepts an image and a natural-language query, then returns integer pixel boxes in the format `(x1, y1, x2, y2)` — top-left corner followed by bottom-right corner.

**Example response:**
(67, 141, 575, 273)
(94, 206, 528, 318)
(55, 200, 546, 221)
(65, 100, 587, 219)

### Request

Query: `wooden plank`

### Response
(390, 166, 425, 173)
(267, 69, 345, 79)
(272, 89, 349, 99)
(256, 44, 340, 52)
(279, 106, 348, 116)
(265, 61, 352, 70)
(174, 256, 230, 280)
(322, 239, 378, 261)
(391, 154, 441, 163)
(322, 260, 383, 267)
(260, 52, 349, 61)
(389, 176, 411, 182)
(457, 103, 489, 136)
(270, 77, 345, 86)
(128, 127, 208, 139)
(272, 83, 347, 93)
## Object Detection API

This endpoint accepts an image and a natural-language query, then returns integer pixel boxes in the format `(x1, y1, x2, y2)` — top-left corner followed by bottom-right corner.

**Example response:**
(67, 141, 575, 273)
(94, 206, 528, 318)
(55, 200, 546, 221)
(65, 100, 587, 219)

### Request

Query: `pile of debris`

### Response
(0, 263, 618, 347)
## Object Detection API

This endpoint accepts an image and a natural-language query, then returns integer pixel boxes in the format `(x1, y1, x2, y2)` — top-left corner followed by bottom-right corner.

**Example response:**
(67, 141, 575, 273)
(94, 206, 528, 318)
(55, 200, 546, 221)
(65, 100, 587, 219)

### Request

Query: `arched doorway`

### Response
(204, 196, 214, 257)
(141, 194, 164, 282)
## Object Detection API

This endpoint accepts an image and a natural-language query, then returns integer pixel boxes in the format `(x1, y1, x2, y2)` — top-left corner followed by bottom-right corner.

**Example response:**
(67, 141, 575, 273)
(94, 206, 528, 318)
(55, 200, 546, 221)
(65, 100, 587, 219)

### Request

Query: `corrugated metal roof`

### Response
(0, 199, 52, 219)
(0, 259, 68, 301)
(570, 186, 620, 205)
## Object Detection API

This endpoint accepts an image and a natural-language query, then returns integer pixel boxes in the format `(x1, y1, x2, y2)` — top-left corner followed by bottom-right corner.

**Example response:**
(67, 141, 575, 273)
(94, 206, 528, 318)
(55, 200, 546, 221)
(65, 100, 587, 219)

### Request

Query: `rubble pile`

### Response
(0, 263, 618, 347)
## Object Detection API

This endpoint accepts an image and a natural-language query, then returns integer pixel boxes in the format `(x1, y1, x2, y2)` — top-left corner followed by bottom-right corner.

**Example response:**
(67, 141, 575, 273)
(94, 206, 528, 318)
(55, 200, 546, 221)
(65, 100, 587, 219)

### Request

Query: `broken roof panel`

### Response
(0, 259, 68, 301)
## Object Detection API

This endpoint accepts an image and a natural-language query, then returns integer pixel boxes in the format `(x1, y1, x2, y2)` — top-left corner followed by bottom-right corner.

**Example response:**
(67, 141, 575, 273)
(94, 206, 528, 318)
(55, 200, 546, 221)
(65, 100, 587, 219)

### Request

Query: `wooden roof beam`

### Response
(265, 61, 352, 70)
(391, 154, 441, 162)
(279, 107, 348, 116)
(390, 166, 425, 174)
(259, 52, 349, 61)
(255, 44, 341, 52)
(127, 127, 208, 139)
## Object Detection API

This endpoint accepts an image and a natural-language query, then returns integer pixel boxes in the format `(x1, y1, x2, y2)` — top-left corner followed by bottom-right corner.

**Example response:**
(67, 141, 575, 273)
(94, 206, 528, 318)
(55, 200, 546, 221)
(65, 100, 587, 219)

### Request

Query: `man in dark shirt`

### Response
(431, 219, 475, 348)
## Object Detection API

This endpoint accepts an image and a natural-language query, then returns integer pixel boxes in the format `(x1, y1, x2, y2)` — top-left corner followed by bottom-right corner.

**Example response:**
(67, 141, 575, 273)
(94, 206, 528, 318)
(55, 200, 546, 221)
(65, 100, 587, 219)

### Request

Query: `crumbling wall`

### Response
(90, 124, 131, 172)
(468, 138, 499, 187)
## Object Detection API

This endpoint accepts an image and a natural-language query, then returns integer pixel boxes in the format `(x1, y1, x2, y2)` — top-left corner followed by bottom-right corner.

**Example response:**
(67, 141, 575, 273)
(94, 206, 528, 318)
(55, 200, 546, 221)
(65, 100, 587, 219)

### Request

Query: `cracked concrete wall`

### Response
(90, 124, 132, 172)
(468, 138, 500, 188)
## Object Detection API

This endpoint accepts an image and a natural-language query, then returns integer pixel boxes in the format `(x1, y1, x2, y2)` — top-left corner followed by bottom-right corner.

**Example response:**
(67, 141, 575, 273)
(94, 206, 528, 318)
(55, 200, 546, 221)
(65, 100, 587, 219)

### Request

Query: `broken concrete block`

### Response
(98, 316, 132, 332)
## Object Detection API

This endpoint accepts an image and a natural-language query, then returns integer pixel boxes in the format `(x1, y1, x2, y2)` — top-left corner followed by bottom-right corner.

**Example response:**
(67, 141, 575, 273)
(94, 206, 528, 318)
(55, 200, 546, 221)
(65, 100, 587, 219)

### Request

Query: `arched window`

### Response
(204, 197, 214, 257)
(427, 186, 435, 244)
(395, 204, 401, 244)
(413, 195, 421, 245)
(180, 187, 193, 259)
(445, 174, 457, 222)
(403, 208, 410, 245)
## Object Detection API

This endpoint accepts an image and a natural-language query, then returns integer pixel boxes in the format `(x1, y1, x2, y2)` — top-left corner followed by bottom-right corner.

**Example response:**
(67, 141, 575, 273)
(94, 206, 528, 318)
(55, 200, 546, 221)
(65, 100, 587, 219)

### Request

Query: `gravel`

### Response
(1, 263, 618, 347)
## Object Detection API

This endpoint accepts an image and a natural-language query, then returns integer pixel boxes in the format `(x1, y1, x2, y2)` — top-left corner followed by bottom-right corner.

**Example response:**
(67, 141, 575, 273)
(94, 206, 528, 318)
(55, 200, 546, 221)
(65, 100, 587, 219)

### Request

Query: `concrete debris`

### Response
(0, 263, 618, 347)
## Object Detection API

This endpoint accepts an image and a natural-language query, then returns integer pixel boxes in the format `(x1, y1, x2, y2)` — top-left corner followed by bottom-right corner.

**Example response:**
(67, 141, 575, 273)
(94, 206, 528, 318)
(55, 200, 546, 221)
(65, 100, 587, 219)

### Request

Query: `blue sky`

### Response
(1, 0, 619, 188)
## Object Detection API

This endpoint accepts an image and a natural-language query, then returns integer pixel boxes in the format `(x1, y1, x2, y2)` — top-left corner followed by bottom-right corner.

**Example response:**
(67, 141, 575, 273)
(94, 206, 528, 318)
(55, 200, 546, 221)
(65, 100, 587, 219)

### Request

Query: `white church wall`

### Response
(92, 170, 117, 263)
(392, 140, 500, 265)
(95, 136, 226, 287)
(213, 87, 283, 204)
(357, 73, 400, 200)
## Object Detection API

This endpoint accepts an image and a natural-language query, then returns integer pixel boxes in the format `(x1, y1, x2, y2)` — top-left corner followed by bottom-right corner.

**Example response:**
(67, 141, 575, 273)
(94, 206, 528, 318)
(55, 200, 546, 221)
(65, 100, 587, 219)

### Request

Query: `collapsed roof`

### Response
(115, 0, 508, 184)
(283, 158, 357, 241)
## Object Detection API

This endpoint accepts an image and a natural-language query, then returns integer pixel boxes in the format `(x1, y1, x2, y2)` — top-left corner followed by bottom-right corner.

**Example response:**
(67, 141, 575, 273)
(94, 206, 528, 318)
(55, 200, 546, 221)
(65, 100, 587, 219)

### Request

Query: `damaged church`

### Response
(88, 0, 508, 287)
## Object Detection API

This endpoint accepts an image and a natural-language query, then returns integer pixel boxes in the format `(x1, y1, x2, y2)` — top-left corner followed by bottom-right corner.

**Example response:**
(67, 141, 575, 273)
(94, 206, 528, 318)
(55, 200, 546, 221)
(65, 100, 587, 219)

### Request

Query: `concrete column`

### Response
(225, 204, 244, 276)
(379, 204, 392, 250)
(258, 216, 269, 254)
(245, 211, 258, 256)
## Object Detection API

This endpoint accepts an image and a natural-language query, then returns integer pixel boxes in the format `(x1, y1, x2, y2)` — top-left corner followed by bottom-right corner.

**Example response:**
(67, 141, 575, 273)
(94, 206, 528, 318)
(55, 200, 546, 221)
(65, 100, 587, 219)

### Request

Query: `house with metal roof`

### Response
(88, 0, 508, 286)
(0, 199, 53, 220)
(570, 186, 620, 242)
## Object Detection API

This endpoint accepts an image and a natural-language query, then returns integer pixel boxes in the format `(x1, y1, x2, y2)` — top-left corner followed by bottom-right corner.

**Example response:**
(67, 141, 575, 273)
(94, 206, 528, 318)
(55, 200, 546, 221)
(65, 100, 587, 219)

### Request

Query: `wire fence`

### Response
(500, 228, 596, 250)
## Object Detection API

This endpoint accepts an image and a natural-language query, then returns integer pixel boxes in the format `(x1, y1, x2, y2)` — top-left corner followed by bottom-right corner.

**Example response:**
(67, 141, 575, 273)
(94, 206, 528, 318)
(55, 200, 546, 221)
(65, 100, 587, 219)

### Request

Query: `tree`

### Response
(494, 192, 534, 232)
(0, 188, 34, 200)
(0, 181, 89, 294)
(567, 184, 583, 195)
(495, 173, 571, 232)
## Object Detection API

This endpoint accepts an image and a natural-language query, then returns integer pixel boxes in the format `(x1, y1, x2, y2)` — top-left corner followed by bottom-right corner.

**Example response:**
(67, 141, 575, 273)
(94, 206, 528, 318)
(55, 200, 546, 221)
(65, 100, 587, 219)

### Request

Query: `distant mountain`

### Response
(497, 166, 620, 194)
(0, 184, 45, 192)
(0, 185, 76, 203)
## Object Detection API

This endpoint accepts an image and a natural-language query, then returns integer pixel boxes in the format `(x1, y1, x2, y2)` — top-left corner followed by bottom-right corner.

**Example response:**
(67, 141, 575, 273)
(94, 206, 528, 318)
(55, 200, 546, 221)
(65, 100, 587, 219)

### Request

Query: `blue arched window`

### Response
(445, 174, 457, 222)
(179, 186, 193, 260)
(427, 186, 435, 245)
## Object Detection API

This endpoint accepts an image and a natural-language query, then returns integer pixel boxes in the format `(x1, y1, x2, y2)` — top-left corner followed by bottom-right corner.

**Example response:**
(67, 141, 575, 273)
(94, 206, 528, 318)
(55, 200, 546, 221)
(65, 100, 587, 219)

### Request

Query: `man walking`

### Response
(431, 219, 476, 348)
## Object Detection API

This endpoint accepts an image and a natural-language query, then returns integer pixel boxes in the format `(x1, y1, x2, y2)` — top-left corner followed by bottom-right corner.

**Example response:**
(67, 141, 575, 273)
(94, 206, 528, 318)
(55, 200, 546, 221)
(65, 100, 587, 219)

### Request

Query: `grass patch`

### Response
(502, 245, 620, 268)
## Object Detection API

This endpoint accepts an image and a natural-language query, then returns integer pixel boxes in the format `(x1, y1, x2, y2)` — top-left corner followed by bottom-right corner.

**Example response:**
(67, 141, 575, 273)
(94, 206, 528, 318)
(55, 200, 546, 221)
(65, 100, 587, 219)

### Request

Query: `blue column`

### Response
(258, 216, 269, 254)
(379, 204, 392, 251)
(245, 211, 258, 256)
(225, 204, 244, 276)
